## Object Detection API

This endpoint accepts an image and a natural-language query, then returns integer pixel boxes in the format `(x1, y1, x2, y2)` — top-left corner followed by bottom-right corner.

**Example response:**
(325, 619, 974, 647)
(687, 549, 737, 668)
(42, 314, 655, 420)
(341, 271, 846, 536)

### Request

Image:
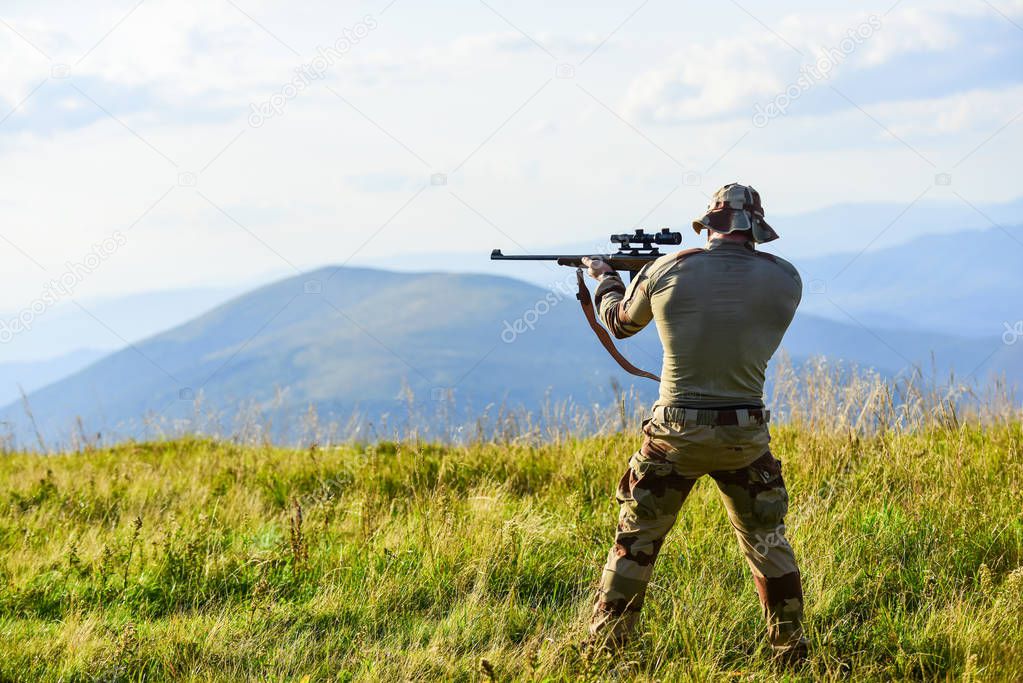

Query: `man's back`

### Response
(648, 240, 802, 407)
(587, 183, 809, 662)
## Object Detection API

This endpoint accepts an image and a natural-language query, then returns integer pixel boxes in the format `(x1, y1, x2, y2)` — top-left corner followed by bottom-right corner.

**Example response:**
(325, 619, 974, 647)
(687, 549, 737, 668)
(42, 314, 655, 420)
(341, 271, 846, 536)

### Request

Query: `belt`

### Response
(652, 405, 771, 427)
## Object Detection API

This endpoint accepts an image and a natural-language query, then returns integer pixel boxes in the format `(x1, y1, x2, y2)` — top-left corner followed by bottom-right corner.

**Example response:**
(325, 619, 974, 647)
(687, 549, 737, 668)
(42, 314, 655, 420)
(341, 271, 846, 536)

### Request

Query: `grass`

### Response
(0, 413, 1021, 682)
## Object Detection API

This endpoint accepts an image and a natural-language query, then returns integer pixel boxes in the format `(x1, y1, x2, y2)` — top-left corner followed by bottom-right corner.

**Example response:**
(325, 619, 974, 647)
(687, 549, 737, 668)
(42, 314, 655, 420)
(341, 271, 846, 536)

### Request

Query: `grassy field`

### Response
(0, 418, 1021, 681)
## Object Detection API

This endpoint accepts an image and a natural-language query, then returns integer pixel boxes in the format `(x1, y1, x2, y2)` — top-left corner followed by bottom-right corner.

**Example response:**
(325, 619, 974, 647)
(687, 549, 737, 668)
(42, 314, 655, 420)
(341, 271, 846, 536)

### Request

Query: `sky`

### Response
(0, 0, 1021, 315)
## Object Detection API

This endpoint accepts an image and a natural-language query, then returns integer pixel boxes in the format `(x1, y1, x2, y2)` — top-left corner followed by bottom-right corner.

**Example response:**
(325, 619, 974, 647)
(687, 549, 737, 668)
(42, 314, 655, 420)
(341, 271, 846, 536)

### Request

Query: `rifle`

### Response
(490, 227, 682, 280)
(491, 228, 686, 382)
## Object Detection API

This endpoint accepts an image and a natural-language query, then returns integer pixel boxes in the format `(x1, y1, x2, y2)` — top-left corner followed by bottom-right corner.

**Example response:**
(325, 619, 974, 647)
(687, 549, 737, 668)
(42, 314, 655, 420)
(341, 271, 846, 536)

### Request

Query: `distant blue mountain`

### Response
(0, 285, 248, 362)
(767, 197, 1023, 259)
(793, 224, 1023, 337)
(1, 265, 1016, 448)
(0, 348, 107, 406)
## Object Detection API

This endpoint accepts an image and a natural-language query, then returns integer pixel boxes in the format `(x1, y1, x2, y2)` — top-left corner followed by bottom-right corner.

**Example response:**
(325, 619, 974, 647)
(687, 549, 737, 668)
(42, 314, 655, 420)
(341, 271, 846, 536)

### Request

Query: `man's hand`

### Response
(581, 256, 614, 281)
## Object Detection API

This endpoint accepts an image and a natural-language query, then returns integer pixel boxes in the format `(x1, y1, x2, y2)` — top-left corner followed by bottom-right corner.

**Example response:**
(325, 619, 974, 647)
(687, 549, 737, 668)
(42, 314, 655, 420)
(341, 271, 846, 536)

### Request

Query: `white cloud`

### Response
(69, 2, 303, 100)
(874, 83, 1023, 138)
(858, 7, 959, 67)
(621, 5, 1010, 126)
(0, 29, 52, 109)
(622, 34, 787, 124)
(0, 0, 1019, 317)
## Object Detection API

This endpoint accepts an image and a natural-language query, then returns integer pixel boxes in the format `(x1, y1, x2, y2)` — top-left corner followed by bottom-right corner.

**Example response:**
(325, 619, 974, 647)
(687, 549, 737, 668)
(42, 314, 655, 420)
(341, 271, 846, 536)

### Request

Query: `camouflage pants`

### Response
(589, 418, 805, 654)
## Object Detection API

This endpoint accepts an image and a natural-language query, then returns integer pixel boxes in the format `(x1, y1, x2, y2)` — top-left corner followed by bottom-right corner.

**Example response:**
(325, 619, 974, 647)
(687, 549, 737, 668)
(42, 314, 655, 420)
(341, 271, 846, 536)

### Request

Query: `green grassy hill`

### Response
(0, 419, 1020, 680)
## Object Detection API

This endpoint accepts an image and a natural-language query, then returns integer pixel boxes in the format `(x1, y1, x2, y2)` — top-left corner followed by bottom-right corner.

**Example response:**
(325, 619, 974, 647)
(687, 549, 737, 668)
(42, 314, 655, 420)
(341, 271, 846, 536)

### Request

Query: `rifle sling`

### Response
(574, 268, 660, 383)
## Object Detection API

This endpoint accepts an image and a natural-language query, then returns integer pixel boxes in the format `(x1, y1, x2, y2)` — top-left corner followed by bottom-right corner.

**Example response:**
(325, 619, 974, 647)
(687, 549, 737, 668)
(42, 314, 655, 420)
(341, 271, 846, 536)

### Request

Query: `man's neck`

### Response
(707, 232, 752, 247)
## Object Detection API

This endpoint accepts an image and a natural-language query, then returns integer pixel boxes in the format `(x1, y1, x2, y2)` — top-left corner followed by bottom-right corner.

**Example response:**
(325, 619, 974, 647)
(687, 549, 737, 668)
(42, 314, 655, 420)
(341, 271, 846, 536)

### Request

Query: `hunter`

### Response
(581, 183, 808, 663)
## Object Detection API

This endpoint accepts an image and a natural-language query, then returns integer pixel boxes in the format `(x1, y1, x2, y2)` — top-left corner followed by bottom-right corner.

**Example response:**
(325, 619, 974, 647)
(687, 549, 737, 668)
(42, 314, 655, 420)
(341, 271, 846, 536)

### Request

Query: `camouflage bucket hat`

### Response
(693, 183, 779, 244)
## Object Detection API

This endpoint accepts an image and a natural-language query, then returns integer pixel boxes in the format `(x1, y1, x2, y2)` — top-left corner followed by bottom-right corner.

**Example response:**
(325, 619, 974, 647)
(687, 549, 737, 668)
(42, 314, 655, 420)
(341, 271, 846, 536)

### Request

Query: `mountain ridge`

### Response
(2, 263, 1015, 447)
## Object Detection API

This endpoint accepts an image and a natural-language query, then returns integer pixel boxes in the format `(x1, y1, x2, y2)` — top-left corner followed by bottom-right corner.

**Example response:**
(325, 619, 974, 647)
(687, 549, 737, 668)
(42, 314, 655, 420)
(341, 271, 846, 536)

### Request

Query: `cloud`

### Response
(0, 27, 54, 110)
(0, 1, 376, 126)
(0, 0, 1020, 316)
(856, 7, 960, 66)
(622, 34, 787, 124)
(621, 5, 1020, 126)
(875, 83, 1023, 138)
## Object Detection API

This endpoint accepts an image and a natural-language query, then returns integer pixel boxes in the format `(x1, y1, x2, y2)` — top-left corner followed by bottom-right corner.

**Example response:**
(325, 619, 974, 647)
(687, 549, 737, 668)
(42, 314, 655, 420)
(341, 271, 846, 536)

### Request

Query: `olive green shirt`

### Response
(594, 240, 801, 408)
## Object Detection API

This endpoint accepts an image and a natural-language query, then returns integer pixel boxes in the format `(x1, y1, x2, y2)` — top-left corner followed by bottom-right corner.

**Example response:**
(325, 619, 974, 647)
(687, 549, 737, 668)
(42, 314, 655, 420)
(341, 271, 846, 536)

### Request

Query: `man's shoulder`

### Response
(752, 249, 801, 284)
(647, 247, 706, 277)
(637, 247, 707, 294)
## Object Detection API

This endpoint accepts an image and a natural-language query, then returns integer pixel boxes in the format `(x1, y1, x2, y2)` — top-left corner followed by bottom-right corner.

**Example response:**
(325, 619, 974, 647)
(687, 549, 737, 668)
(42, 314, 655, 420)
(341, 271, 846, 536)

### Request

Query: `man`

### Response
(581, 183, 807, 662)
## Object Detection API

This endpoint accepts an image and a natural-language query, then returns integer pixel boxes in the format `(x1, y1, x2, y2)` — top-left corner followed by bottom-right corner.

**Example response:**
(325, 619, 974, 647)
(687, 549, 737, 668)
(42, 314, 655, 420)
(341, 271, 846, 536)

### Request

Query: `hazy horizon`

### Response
(2, 0, 1020, 403)
(2, 1, 1021, 308)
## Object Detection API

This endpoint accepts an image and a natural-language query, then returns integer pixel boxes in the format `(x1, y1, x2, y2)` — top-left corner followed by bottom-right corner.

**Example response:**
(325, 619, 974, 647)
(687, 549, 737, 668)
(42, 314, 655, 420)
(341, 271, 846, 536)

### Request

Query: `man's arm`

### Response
(582, 258, 654, 339)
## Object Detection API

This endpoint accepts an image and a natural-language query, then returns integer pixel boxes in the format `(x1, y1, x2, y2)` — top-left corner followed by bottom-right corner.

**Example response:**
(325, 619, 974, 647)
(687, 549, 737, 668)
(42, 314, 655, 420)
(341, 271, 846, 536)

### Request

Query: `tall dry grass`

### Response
(0, 361, 1019, 680)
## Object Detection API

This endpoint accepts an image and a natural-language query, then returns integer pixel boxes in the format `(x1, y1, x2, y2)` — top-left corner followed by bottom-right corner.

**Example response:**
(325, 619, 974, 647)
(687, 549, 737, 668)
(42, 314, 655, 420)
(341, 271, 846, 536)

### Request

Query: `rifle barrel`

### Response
(490, 250, 663, 278)
(490, 250, 577, 260)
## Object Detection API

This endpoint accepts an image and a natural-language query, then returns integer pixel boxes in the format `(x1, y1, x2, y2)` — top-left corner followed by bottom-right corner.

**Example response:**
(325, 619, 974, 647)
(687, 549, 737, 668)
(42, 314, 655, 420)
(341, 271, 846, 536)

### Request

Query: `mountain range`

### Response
(2, 199, 1021, 447)
(1, 260, 1018, 448)
(0, 349, 106, 406)
(0, 285, 245, 363)
(793, 224, 1023, 337)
